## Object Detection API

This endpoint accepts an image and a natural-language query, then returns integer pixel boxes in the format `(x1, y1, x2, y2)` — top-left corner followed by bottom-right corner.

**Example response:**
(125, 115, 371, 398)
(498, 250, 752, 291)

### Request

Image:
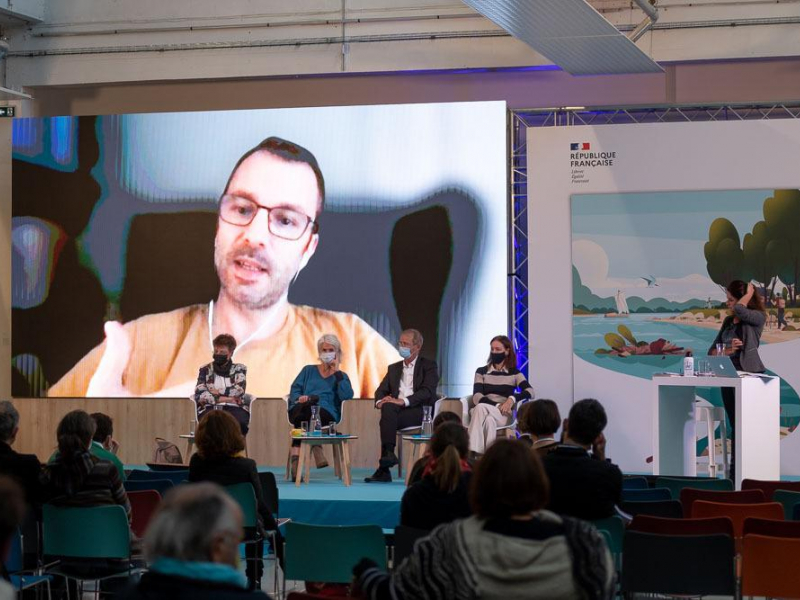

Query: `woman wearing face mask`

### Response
(467, 335, 535, 455)
(288, 334, 354, 474)
(194, 334, 250, 434)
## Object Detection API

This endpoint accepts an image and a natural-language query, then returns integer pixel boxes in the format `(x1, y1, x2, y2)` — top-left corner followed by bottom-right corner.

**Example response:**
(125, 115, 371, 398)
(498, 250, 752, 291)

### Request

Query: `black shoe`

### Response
(365, 468, 392, 483)
(380, 451, 399, 469)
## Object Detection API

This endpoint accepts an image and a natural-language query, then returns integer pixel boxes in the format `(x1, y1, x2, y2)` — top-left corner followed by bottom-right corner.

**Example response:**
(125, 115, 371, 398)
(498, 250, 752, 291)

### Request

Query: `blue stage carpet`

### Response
(262, 467, 405, 529)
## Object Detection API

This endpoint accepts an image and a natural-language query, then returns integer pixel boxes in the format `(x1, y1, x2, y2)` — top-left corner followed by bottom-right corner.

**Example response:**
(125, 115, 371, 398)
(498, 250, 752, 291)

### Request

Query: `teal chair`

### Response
(284, 522, 386, 585)
(622, 488, 671, 502)
(655, 476, 733, 500)
(774, 490, 800, 520)
(128, 469, 188, 486)
(622, 476, 649, 490)
(591, 515, 624, 562)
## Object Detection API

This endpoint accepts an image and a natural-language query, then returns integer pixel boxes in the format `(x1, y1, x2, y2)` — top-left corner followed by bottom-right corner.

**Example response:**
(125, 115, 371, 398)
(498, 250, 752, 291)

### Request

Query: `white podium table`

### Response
(652, 374, 780, 489)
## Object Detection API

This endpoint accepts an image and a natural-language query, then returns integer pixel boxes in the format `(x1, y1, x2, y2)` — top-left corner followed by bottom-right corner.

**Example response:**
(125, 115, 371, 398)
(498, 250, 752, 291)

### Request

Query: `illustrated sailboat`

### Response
(605, 290, 630, 318)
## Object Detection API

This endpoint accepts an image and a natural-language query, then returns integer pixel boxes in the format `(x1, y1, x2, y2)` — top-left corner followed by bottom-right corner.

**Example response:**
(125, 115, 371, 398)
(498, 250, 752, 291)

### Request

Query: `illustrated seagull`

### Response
(641, 275, 659, 287)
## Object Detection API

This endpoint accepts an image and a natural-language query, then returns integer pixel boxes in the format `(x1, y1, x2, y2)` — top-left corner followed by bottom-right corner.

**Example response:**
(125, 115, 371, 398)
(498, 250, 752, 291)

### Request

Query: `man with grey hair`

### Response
(123, 482, 270, 599)
(366, 329, 439, 483)
(0, 400, 42, 504)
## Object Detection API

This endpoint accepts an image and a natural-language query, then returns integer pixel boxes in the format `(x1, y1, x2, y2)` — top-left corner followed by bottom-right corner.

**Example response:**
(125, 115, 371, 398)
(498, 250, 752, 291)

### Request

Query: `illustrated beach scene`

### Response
(571, 189, 800, 472)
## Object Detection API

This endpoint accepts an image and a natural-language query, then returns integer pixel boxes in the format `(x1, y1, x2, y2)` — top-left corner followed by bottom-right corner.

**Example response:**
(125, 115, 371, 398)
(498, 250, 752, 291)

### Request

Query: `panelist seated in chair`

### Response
(468, 335, 534, 455)
(194, 334, 250, 435)
(366, 329, 439, 483)
(287, 333, 354, 475)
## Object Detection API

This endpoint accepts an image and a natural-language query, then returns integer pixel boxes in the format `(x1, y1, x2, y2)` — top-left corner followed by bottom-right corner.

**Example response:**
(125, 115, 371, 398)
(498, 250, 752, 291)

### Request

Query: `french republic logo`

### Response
(570, 142, 591, 151)
(570, 142, 615, 167)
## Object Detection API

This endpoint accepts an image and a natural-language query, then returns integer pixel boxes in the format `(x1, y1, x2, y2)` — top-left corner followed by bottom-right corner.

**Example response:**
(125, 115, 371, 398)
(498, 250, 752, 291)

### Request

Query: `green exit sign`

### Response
(0, 107, 15, 117)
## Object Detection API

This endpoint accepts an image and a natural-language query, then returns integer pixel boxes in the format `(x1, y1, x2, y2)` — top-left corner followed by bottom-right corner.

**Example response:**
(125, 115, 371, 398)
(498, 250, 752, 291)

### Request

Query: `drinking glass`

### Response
(301, 421, 309, 434)
(716, 342, 724, 356)
(190, 419, 196, 435)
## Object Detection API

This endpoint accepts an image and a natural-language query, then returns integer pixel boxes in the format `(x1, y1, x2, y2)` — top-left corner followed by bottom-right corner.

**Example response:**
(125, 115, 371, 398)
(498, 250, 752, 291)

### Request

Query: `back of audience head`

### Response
(195, 410, 245, 460)
(0, 400, 19, 445)
(145, 482, 243, 567)
(90, 412, 114, 445)
(56, 410, 96, 459)
(565, 398, 607, 446)
(0, 476, 25, 545)
(470, 439, 549, 519)
(429, 422, 469, 493)
(519, 399, 561, 438)
(432, 410, 461, 429)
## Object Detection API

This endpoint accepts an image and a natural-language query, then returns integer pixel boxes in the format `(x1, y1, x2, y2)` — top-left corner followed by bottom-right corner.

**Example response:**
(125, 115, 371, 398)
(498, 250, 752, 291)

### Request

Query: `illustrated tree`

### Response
(763, 190, 800, 306)
(743, 220, 780, 301)
(704, 218, 748, 288)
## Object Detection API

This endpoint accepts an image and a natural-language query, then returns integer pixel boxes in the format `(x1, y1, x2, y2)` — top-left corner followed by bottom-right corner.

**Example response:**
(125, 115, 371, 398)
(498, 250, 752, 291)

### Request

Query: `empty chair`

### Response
(127, 469, 189, 486)
(773, 489, 800, 520)
(655, 476, 733, 500)
(743, 517, 800, 538)
(679, 488, 765, 515)
(128, 490, 161, 538)
(591, 516, 625, 558)
(741, 478, 800, 500)
(622, 488, 671, 502)
(124, 478, 174, 497)
(5, 528, 53, 597)
(741, 535, 800, 598)
(620, 531, 736, 597)
(621, 500, 682, 519)
(622, 476, 649, 490)
(691, 500, 783, 537)
(629, 515, 734, 538)
(393, 525, 430, 567)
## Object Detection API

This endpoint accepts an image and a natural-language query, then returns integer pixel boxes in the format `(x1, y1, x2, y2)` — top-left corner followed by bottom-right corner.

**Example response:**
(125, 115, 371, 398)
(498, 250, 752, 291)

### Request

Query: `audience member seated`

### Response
(287, 333, 354, 476)
(467, 335, 534, 455)
(518, 399, 561, 457)
(354, 439, 614, 600)
(406, 411, 462, 485)
(542, 398, 622, 520)
(41, 410, 130, 517)
(89, 413, 126, 482)
(400, 422, 473, 531)
(0, 401, 42, 506)
(188, 411, 280, 590)
(122, 482, 271, 600)
(0, 475, 26, 594)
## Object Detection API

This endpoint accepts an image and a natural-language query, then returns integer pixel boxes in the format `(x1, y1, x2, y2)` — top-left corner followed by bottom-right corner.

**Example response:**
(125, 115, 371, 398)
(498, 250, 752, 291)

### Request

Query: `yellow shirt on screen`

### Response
(48, 303, 399, 399)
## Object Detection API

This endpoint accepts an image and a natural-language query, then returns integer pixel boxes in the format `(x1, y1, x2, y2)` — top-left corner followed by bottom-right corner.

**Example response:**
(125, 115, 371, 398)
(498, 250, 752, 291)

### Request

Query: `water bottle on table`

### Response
(421, 405, 433, 436)
(310, 405, 322, 436)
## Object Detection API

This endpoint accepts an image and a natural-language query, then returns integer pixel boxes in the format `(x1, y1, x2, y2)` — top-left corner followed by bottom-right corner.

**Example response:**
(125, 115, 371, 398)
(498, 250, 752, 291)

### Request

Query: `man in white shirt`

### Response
(366, 329, 439, 483)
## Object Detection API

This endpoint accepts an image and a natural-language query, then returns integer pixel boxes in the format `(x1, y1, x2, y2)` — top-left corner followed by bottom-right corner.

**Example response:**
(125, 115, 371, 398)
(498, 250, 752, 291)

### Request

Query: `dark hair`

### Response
(195, 411, 246, 460)
(222, 136, 326, 216)
(519, 399, 561, 437)
(429, 422, 469, 493)
(433, 410, 461, 429)
(470, 439, 549, 518)
(90, 413, 113, 443)
(487, 335, 517, 371)
(726, 280, 766, 313)
(56, 410, 95, 459)
(212, 334, 237, 353)
(0, 476, 25, 544)
(0, 400, 19, 443)
(566, 398, 607, 446)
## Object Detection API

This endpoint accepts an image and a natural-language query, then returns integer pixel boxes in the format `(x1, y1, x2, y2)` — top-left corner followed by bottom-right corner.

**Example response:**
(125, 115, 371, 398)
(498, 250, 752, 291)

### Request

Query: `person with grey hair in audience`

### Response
(287, 333, 354, 475)
(122, 482, 270, 600)
(0, 400, 42, 505)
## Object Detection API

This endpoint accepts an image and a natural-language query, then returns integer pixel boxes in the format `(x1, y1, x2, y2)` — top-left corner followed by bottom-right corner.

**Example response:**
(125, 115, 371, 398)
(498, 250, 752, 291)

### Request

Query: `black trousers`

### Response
(288, 404, 334, 447)
(379, 403, 424, 448)
(721, 386, 736, 481)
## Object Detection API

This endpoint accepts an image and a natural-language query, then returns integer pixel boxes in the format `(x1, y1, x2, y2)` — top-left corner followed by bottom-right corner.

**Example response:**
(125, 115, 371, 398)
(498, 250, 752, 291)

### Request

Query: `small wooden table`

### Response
(402, 434, 431, 484)
(291, 435, 358, 487)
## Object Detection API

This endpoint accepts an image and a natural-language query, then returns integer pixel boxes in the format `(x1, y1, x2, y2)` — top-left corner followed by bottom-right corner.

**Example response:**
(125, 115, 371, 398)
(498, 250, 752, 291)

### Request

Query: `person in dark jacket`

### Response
(518, 399, 561, 458)
(188, 410, 279, 590)
(400, 422, 472, 531)
(122, 482, 270, 600)
(0, 401, 42, 505)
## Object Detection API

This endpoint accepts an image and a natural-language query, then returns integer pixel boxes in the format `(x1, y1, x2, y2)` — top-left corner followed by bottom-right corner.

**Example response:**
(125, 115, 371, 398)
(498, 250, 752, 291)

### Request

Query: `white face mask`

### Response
(319, 351, 336, 364)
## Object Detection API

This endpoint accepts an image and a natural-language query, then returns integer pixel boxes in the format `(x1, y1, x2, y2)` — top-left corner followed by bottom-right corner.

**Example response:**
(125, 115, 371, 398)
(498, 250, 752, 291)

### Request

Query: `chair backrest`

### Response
(590, 516, 624, 556)
(655, 476, 733, 500)
(128, 490, 162, 538)
(258, 471, 279, 516)
(773, 489, 800, 520)
(393, 525, 430, 567)
(680, 488, 766, 515)
(620, 500, 683, 519)
(42, 504, 130, 559)
(743, 517, 800, 538)
(128, 469, 189, 485)
(286, 593, 350, 600)
(742, 478, 800, 500)
(622, 488, 671, 502)
(284, 522, 386, 584)
(124, 479, 174, 496)
(691, 501, 784, 537)
(224, 483, 258, 528)
(741, 535, 800, 597)
(620, 531, 735, 596)
(4, 528, 23, 573)
(629, 515, 734, 538)
(622, 476, 649, 490)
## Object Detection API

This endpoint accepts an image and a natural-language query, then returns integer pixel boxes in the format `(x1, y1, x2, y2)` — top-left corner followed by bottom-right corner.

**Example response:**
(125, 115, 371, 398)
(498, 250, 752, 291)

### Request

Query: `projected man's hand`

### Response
(86, 321, 133, 397)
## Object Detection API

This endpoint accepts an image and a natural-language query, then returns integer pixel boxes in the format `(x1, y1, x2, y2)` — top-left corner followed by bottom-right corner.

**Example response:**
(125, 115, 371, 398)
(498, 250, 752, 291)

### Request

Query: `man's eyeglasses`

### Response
(219, 194, 319, 241)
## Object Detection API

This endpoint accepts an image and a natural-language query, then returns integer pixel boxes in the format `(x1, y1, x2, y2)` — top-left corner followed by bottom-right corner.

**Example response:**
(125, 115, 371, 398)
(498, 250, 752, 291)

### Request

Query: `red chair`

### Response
(128, 490, 161, 538)
(679, 488, 765, 515)
(629, 515, 734, 538)
(691, 501, 783, 537)
(741, 478, 800, 500)
(743, 517, 800, 539)
(741, 535, 800, 598)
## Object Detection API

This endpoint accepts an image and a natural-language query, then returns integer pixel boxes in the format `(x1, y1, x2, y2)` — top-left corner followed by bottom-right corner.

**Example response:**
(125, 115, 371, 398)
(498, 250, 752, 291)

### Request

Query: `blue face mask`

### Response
(398, 346, 412, 359)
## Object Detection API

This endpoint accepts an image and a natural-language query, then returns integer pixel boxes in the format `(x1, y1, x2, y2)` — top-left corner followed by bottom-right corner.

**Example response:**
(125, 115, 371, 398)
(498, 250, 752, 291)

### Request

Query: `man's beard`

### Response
(214, 243, 295, 310)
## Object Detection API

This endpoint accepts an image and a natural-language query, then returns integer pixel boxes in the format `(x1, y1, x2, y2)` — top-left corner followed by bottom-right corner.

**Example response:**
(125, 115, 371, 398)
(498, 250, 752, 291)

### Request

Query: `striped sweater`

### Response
(358, 512, 614, 600)
(472, 365, 534, 406)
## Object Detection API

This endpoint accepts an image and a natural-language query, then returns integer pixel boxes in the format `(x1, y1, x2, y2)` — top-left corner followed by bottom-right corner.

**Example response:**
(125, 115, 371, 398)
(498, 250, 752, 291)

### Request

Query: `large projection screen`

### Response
(12, 101, 508, 400)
